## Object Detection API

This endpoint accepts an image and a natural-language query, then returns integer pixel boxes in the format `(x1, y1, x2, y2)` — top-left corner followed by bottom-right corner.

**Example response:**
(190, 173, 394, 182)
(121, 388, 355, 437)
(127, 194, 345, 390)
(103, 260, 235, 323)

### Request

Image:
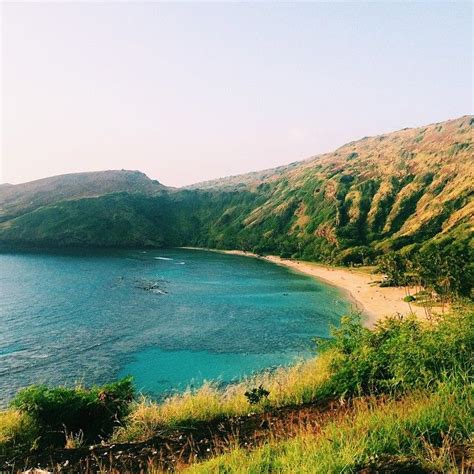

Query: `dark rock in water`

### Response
(135, 280, 168, 295)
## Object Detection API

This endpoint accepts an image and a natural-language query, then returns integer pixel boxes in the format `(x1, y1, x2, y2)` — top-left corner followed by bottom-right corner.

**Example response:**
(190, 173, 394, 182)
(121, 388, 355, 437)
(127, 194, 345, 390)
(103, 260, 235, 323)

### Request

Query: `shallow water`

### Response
(0, 249, 350, 403)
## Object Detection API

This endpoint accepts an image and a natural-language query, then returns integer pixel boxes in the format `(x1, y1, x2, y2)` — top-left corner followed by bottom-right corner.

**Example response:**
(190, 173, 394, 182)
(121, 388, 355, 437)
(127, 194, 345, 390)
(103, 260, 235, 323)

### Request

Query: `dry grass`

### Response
(64, 429, 84, 449)
(113, 350, 337, 443)
(0, 410, 24, 446)
(0, 409, 38, 455)
(183, 380, 473, 473)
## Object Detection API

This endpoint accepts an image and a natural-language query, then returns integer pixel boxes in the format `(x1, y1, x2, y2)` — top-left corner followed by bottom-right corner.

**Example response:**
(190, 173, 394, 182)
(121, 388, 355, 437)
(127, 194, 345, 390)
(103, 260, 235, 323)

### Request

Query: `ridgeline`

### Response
(0, 116, 472, 277)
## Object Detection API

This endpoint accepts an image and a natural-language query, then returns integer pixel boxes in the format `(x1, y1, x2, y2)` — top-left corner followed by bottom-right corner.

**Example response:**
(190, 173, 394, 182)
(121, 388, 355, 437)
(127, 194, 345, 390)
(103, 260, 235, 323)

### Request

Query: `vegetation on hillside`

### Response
(187, 381, 472, 473)
(0, 117, 472, 278)
(0, 170, 166, 223)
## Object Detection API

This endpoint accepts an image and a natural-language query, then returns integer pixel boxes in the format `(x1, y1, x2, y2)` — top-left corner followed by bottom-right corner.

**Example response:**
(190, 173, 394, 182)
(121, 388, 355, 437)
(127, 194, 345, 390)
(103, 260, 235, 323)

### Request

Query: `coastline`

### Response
(182, 247, 424, 326)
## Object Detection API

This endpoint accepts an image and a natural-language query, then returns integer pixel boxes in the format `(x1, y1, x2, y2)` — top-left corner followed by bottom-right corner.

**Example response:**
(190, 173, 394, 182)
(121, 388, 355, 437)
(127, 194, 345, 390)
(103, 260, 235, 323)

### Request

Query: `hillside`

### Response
(192, 115, 474, 262)
(0, 116, 472, 264)
(0, 170, 168, 223)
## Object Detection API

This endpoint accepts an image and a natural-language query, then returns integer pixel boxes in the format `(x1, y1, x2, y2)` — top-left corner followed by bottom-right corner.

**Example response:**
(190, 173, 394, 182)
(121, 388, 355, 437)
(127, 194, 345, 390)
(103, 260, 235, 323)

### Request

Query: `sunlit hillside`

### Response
(0, 116, 472, 265)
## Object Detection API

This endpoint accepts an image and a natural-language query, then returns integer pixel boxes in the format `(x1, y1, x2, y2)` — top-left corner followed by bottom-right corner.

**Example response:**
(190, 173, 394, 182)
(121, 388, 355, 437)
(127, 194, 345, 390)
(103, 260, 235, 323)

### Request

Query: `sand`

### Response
(200, 249, 425, 327)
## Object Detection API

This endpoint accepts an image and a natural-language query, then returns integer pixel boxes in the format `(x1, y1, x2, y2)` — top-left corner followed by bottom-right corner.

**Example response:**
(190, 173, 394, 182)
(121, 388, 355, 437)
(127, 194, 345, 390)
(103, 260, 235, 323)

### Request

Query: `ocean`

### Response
(0, 248, 349, 403)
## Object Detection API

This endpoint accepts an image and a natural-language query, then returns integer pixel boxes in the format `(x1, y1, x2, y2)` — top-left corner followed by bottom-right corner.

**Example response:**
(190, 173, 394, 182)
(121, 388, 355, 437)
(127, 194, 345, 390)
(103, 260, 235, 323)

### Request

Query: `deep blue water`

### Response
(0, 249, 349, 403)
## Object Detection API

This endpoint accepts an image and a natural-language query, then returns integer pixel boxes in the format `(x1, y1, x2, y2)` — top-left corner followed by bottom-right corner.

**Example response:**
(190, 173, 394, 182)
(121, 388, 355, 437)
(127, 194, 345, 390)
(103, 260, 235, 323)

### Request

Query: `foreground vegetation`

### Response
(187, 380, 472, 473)
(1, 307, 472, 471)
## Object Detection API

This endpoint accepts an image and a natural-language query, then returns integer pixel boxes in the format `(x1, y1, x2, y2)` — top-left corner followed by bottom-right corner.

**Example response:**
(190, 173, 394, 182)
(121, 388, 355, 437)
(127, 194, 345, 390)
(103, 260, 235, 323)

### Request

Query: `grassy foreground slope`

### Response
(1, 309, 472, 472)
(0, 116, 472, 263)
(187, 382, 472, 474)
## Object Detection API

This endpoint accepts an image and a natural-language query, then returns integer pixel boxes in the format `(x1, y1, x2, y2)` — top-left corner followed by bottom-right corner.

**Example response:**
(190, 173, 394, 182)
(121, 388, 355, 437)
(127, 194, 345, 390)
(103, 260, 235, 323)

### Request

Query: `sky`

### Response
(1, 2, 472, 187)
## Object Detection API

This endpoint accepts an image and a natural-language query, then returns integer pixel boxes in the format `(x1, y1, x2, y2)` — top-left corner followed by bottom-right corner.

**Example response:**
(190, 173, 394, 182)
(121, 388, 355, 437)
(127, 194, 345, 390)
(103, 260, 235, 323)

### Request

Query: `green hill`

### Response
(0, 169, 168, 223)
(0, 116, 472, 264)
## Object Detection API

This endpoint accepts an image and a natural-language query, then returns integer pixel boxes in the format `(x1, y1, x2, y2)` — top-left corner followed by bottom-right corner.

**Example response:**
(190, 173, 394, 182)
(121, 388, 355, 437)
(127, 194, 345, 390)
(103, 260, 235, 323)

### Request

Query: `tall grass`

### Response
(2, 308, 472, 469)
(185, 378, 473, 473)
(113, 350, 337, 442)
(0, 409, 38, 457)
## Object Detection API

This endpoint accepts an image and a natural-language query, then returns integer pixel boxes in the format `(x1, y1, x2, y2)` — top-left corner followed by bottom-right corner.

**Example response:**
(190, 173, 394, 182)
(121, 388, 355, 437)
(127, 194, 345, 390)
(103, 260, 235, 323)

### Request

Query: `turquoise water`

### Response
(0, 249, 349, 403)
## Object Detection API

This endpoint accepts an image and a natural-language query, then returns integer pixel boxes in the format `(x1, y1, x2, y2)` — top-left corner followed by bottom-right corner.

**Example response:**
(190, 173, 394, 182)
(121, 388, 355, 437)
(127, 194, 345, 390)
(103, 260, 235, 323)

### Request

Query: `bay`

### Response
(0, 248, 350, 403)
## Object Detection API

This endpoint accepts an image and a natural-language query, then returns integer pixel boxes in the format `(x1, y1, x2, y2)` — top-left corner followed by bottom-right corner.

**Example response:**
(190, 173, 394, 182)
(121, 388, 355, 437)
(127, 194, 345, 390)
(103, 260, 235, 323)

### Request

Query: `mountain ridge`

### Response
(0, 116, 472, 265)
(0, 170, 168, 222)
(187, 115, 473, 190)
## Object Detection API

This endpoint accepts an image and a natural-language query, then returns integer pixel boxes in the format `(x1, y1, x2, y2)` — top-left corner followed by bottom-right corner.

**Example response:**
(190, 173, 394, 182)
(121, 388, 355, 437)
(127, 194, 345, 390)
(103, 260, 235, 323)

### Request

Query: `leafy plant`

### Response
(244, 385, 270, 405)
(10, 377, 134, 447)
(318, 310, 473, 398)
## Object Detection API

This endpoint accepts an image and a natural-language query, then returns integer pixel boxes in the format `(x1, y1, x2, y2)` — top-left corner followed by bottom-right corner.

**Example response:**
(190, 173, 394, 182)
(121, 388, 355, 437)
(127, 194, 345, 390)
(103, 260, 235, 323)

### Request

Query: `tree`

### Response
(377, 252, 407, 286)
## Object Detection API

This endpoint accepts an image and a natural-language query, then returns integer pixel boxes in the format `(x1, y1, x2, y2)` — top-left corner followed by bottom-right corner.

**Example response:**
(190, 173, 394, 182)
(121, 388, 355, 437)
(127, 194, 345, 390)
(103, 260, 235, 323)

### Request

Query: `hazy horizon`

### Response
(2, 2, 472, 187)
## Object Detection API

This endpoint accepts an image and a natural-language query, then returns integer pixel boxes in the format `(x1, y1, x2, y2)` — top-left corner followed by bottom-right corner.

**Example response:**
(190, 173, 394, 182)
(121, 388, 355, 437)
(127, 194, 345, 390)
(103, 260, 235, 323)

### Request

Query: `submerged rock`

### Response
(135, 280, 169, 295)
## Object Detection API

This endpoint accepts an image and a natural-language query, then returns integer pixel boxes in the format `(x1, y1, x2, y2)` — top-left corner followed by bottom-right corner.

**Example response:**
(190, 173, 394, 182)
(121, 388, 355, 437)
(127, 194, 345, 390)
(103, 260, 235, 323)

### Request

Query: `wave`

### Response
(154, 257, 173, 261)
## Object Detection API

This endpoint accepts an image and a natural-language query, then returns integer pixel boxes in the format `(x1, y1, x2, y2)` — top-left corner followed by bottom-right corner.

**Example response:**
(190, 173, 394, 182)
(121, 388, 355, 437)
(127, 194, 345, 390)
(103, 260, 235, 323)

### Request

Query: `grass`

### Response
(114, 309, 473, 443)
(184, 379, 473, 473)
(0, 409, 38, 457)
(112, 350, 337, 442)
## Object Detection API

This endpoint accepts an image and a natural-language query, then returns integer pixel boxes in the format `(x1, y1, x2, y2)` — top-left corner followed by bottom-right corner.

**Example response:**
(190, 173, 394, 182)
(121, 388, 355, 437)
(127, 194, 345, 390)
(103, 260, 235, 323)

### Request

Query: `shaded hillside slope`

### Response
(0, 116, 472, 261)
(0, 170, 168, 223)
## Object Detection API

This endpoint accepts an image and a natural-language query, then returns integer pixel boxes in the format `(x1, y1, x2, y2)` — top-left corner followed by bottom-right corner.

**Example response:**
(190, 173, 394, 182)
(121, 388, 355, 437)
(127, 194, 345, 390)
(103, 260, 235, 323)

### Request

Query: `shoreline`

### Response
(181, 247, 424, 326)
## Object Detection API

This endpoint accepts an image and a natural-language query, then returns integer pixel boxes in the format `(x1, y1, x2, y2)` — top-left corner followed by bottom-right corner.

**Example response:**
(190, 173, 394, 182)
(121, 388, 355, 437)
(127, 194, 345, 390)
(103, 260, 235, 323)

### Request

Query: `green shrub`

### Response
(244, 385, 270, 405)
(317, 311, 473, 399)
(403, 295, 416, 302)
(10, 377, 134, 447)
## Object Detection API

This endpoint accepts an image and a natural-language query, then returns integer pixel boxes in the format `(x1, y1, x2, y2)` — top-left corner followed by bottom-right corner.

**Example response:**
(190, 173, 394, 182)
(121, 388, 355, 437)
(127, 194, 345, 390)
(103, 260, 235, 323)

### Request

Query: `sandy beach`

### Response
(192, 248, 425, 326)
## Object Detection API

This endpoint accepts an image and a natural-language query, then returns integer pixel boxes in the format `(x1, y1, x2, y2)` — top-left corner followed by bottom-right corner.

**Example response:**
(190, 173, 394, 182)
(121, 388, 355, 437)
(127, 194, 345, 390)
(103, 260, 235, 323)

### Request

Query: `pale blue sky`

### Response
(1, 1, 472, 186)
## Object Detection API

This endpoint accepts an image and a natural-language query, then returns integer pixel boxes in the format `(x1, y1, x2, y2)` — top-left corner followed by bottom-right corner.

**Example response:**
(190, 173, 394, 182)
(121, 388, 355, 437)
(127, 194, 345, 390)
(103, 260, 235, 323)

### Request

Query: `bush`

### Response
(10, 377, 134, 447)
(244, 385, 270, 405)
(317, 310, 473, 398)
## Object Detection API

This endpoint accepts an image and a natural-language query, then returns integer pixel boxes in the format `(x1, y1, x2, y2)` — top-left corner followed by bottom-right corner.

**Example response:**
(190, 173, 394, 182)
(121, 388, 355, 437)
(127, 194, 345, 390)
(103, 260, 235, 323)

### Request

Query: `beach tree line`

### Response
(376, 236, 473, 309)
